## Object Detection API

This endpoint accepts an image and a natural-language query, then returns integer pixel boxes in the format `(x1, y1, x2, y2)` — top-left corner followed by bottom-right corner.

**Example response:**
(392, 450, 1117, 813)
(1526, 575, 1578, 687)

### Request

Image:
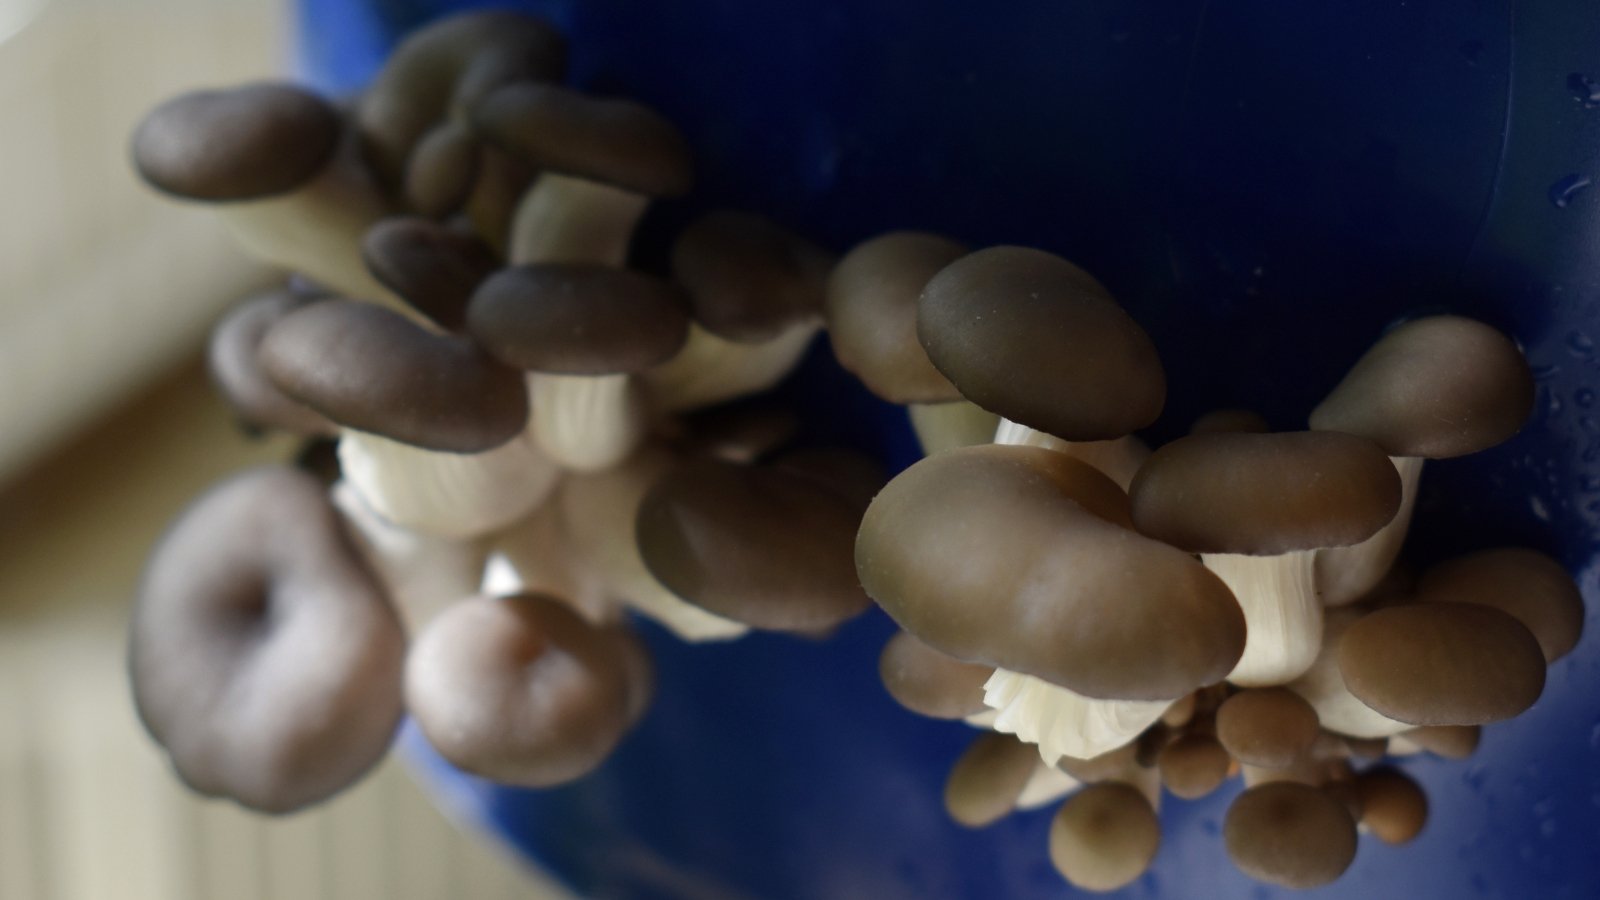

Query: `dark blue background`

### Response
(298, 2, 1600, 896)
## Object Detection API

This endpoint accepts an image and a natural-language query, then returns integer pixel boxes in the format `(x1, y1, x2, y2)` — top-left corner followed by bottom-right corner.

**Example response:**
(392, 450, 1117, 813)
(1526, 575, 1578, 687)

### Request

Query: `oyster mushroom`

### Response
(206, 287, 336, 436)
(1417, 547, 1584, 663)
(1224, 782, 1358, 888)
(362, 216, 498, 330)
(1215, 688, 1321, 769)
(1048, 783, 1162, 892)
(878, 630, 992, 720)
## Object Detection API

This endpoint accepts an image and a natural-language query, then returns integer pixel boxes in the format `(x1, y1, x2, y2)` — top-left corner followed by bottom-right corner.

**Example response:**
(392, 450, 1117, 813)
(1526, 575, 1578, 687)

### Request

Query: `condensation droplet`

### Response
(1571, 73, 1600, 107)
(1577, 388, 1595, 408)
(1567, 330, 1595, 358)
(1531, 496, 1551, 521)
(1551, 174, 1592, 208)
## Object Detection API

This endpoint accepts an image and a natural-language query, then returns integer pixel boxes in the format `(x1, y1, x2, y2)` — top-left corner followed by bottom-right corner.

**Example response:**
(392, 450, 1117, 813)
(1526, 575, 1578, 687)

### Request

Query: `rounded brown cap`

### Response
(1191, 408, 1270, 435)
(1048, 782, 1161, 892)
(1353, 766, 1428, 844)
(468, 264, 690, 374)
(131, 466, 405, 813)
(1224, 782, 1358, 888)
(1339, 603, 1546, 725)
(1216, 688, 1321, 768)
(132, 83, 341, 201)
(1418, 548, 1584, 663)
(857, 445, 1245, 700)
(473, 83, 691, 197)
(405, 593, 647, 787)
(878, 631, 992, 719)
(206, 288, 336, 436)
(260, 299, 528, 452)
(1399, 725, 1480, 760)
(1057, 742, 1139, 784)
(362, 217, 498, 330)
(403, 120, 479, 217)
(1311, 315, 1534, 458)
(635, 457, 870, 631)
(918, 246, 1165, 441)
(825, 231, 966, 403)
(943, 732, 1039, 828)
(1129, 431, 1402, 555)
(672, 211, 833, 343)
(1157, 734, 1232, 800)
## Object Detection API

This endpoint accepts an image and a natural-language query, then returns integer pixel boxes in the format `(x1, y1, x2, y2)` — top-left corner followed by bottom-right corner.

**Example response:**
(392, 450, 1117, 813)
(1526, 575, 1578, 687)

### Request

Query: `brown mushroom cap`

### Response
(672, 211, 833, 343)
(1216, 688, 1322, 768)
(1418, 548, 1584, 663)
(769, 447, 885, 513)
(918, 246, 1165, 441)
(1129, 430, 1402, 555)
(1191, 408, 1270, 435)
(856, 444, 1245, 700)
(1339, 603, 1546, 726)
(1353, 766, 1428, 844)
(405, 593, 645, 787)
(678, 403, 799, 464)
(1057, 742, 1140, 783)
(206, 288, 337, 436)
(468, 264, 691, 374)
(132, 83, 341, 201)
(878, 631, 992, 719)
(1157, 734, 1233, 800)
(403, 120, 480, 217)
(260, 299, 528, 452)
(1048, 783, 1162, 892)
(1224, 782, 1358, 888)
(130, 466, 406, 814)
(635, 457, 870, 631)
(1310, 315, 1534, 458)
(362, 216, 499, 329)
(943, 732, 1039, 827)
(472, 83, 691, 197)
(354, 11, 567, 185)
(825, 231, 966, 403)
(1399, 725, 1481, 759)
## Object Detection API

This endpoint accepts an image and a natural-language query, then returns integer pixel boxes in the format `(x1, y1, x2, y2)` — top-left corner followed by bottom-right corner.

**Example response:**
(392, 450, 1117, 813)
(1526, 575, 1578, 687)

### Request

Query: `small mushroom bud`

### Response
(1157, 734, 1232, 800)
(1048, 783, 1162, 892)
(878, 630, 992, 720)
(206, 287, 336, 437)
(1353, 766, 1428, 844)
(1216, 688, 1321, 768)
(943, 732, 1040, 828)
(1224, 782, 1358, 888)
(362, 217, 499, 330)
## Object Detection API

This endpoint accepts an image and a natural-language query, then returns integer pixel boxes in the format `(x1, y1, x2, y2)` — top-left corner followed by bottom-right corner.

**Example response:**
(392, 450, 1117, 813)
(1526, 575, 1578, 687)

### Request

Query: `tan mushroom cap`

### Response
(1310, 315, 1534, 458)
(362, 216, 498, 329)
(406, 593, 646, 787)
(943, 732, 1039, 827)
(1216, 689, 1322, 768)
(825, 231, 966, 403)
(918, 246, 1165, 441)
(1339, 603, 1546, 726)
(1190, 408, 1270, 435)
(468, 264, 691, 374)
(132, 83, 342, 201)
(857, 445, 1245, 700)
(1049, 783, 1162, 892)
(1129, 431, 1402, 555)
(472, 83, 692, 197)
(1157, 734, 1232, 800)
(206, 288, 336, 436)
(1224, 782, 1358, 888)
(1400, 725, 1481, 759)
(1418, 548, 1584, 663)
(260, 300, 528, 452)
(878, 631, 992, 719)
(672, 211, 833, 343)
(635, 457, 871, 631)
(1353, 766, 1428, 844)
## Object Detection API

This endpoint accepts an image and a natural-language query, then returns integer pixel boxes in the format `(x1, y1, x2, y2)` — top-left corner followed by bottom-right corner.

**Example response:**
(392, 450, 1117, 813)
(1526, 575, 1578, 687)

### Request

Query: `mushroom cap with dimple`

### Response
(1310, 315, 1534, 458)
(673, 211, 833, 343)
(943, 732, 1039, 828)
(1158, 734, 1232, 800)
(826, 231, 966, 403)
(1418, 548, 1584, 663)
(636, 457, 871, 631)
(1353, 766, 1428, 844)
(857, 444, 1245, 700)
(879, 631, 992, 719)
(132, 83, 341, 201)
(918, 246, 1165, 441)
(1216, 688, 1321, 768)
(260, 300, 528, 452)
(1339, 603, 1546, 726)
(1129, 430, 1402, 555)
(363, 217, 498, 330)
(1224, 782, 1358, 889)
(473, 83, 692, 197)
(468, 264, 691, 374)
(1049, 782, 1162, 892)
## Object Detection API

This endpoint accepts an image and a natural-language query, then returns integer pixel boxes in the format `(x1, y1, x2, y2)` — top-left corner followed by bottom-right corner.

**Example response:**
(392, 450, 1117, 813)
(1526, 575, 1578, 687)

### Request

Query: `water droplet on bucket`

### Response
(1570, 73, 1600, 107)
(1531, 496, 1551, 521)
(1550, 174, 1592, 208)
(1567, 330, 1595, 358)
(1577, 388, 1595, 408)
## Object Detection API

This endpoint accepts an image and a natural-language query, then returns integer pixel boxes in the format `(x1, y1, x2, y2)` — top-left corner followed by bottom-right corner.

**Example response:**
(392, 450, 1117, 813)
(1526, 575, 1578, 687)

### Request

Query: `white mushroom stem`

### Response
(527, 373, 650, 473)
(1315, 455, 1424, 606)
(982, 670, 1168, 764)
(330, 481, 487, 631)
(992, 419, 1148, 489)
(1285, 608, 1411, 738)
(642, 320, 819, 413)
(1385, 735, 1424, 756)
(1203, 550, 1323, 687)
(337, 428, 558, 540)
(1015, 764, 1083, 811)
(908, 400, 1000, 456)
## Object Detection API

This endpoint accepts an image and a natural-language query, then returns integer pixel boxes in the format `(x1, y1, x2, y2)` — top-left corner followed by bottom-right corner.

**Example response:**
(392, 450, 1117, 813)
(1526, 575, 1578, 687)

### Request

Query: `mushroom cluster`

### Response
(851, 237, 1578, 890)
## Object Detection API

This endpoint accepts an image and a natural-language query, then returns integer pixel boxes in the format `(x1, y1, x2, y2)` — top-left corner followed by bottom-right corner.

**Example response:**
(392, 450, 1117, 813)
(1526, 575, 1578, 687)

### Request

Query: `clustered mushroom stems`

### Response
(125, 8, 1581, 896)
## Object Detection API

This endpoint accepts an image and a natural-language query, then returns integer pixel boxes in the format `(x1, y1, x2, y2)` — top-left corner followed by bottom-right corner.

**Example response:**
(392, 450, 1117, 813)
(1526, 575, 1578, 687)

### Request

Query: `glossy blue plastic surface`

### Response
(300, 2, 1600, 897)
